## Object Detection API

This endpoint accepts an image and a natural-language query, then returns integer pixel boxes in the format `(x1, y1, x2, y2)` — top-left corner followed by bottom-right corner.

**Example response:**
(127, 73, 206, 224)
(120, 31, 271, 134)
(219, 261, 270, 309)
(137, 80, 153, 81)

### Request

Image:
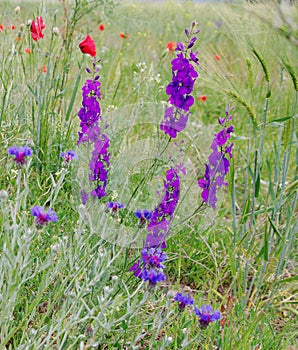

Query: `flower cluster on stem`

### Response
(130, 166, 182, 286)
(78, 59, 110, 202)
(160, 22, 200, 138)
(198, 106, 234, 209)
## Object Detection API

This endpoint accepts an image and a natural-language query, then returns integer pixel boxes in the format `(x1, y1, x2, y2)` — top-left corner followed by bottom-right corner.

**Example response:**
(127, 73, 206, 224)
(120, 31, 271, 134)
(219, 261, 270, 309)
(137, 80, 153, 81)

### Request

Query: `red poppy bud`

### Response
(166, 41, 176, 53)
(79, 35, 96, 57)
(98, 23, 105, 31)
(119, 32, 129, 39)
(198, 95, 207, 102)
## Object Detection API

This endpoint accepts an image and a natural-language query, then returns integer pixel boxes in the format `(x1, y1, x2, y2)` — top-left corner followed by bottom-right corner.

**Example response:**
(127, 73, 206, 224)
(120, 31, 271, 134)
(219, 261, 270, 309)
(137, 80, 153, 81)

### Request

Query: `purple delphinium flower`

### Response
(60, 150, 78, 163)
(89, 134, 110, 199)
(77, 59, 111, 203)
(8, 145, 33, 166)
(146, 167, 180, 246)
(141, 268, 166, 286)
(198, 106, 234, 209)
(160, 23, 200, 138)
(141, 247, 167, 269)
(81, 190, 89, 205)
(135, 209, 153, 227)
(174, 293, 194, 310)
(130, 166, 183, 287)
(194, 304, 221, 329)
(31, 206, 57, 227)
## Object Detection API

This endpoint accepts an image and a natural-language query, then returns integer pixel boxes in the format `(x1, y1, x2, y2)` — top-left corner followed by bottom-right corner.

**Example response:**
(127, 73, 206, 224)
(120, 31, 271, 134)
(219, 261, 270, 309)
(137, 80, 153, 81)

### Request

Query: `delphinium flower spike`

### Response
(198, 106, 234, 209)
(77, 46, 111, 203)
(160, 22, 200, 138)
(130, 166, 182, 287)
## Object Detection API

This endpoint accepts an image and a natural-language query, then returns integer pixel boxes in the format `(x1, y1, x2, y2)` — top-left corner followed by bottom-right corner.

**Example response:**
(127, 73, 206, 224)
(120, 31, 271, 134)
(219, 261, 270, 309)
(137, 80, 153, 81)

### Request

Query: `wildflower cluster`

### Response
(160, 22, 200, 138)
(198, 106, 234, 209)
(174, 293, 221, 329)
(77, 53, 111, 202)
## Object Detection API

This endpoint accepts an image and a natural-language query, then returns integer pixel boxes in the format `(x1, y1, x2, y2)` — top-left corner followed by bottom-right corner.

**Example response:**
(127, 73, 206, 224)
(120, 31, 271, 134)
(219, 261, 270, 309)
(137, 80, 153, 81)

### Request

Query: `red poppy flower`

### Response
(166, 41, 176, 53)
(214, 54, 221, 61)
(79, 35, 96, 57)
(120, 32, 129, 39)
(0, 24, 3, 32)
(39, 65, 47, 73)
(98, 23, 105, 31)
(198, 95, 207, 102)
(25, 47, 31, 54)
(31, 16, 45, 42)
(11, 25, 16, 30)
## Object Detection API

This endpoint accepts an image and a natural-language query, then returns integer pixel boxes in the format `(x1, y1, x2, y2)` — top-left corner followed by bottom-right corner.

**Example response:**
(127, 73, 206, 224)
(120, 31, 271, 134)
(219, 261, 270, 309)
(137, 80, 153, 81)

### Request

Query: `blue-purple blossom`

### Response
(141, 268, 166, 285)
(194, 304, 221, 329)
(106, 201, 125, 214)
(198, 106, 234, 209)
(31, 206, 57, 227)
(174, 293, 194, 310)
(135, 209, 153, 227)
(141, 247, 167, 269)
(8, 145, 33, 166)
(160, 23, 199, 138)
(60, 150, 78, 163)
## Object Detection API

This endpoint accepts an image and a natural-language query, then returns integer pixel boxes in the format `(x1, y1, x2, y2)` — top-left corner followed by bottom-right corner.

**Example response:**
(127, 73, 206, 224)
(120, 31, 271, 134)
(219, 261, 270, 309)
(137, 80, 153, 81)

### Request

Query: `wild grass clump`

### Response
(0, 0, 297, 349)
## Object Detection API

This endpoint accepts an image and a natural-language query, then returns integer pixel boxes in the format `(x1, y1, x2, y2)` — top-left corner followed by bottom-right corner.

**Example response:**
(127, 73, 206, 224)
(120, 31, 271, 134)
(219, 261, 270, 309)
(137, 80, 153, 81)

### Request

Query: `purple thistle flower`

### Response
(31, 206, 57, 227)
(194, 304, 221, 329)
(8, 145, 33, 166)
(174, 293, 194, 310)
(60, 150, 78, 163)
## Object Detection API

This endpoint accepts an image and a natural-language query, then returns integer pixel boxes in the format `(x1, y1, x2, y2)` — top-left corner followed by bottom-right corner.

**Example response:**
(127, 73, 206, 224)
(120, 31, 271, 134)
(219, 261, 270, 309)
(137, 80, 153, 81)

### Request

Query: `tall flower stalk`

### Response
(160, 22, 200, 138)
(78, 56, 110, 202)
(198, 106, 234, 209)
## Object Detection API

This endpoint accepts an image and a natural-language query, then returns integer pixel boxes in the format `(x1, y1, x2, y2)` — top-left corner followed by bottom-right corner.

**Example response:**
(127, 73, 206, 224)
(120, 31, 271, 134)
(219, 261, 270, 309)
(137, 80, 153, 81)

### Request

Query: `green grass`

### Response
(0, 0, 297, 349)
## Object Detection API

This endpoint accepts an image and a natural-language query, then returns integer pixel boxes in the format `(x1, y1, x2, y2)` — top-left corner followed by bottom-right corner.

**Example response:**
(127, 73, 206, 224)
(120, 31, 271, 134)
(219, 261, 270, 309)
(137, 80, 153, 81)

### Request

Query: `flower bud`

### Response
(53, 27, 59, 35)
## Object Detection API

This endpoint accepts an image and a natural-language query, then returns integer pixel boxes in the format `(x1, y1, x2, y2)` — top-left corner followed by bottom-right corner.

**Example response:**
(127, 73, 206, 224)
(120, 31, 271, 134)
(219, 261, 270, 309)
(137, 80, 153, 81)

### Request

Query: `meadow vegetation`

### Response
(0, 0, 297, 349)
